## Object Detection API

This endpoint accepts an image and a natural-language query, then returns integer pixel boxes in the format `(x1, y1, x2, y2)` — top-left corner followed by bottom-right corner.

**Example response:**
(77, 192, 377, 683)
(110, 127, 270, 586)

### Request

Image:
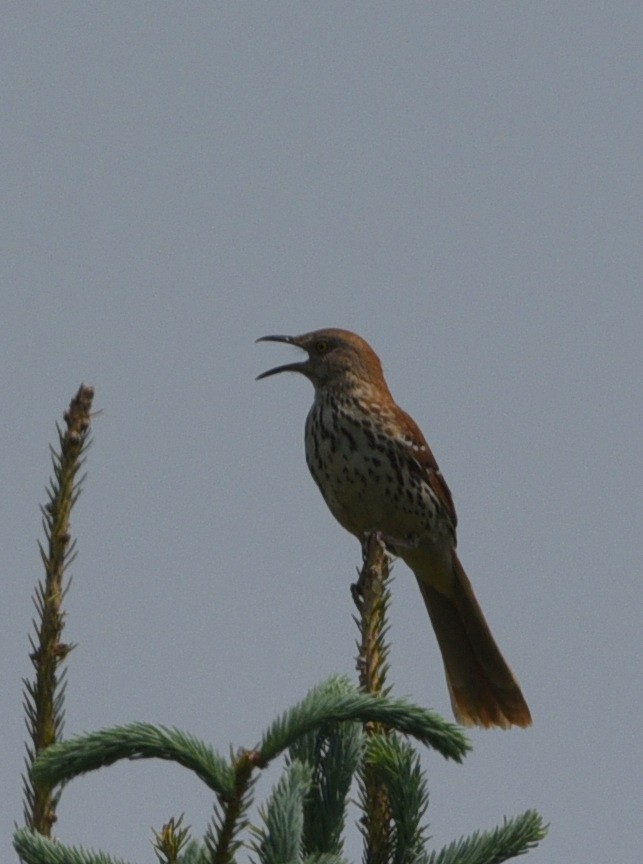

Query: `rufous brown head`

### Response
(256, 328, 386, 392)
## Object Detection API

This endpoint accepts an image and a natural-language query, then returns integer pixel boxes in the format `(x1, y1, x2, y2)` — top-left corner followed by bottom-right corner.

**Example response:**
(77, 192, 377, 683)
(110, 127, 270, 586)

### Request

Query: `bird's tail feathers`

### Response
(416, 550, 532, 729)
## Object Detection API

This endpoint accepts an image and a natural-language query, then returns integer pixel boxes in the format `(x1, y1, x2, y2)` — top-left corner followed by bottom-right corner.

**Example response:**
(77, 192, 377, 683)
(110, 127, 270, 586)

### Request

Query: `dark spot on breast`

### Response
(363, 428, 376, 447)
(341, 428, 357, 451)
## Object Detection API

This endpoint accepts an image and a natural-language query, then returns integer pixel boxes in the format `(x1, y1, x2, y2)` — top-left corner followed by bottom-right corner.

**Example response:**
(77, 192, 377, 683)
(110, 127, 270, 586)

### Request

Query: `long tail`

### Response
(413, 549, 532, 729)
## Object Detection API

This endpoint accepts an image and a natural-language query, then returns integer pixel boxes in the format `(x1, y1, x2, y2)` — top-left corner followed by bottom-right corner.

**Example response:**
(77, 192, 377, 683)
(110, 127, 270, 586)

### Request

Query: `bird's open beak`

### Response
(256, 334, 308, 380)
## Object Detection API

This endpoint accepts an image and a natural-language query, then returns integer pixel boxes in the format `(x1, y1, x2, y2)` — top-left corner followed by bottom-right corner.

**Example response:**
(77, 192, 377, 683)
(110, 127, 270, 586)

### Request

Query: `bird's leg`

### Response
(379, 532, 420, 556)
(352, 529, 417, 603)
(350, 571, 364, 611)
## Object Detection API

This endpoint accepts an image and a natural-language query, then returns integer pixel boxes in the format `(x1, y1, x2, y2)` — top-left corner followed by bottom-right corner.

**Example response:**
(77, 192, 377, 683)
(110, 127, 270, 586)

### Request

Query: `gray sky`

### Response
(2, 3, 640, 862)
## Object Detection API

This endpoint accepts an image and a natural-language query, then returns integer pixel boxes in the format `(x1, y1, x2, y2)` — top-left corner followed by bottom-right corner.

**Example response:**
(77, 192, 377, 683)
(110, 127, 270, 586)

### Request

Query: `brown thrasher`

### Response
(257, 328, 531, 729)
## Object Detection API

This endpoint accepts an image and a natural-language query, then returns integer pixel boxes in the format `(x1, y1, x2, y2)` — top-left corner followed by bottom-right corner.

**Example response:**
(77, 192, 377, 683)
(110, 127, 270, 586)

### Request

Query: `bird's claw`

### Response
(350, 579, 364, 610)
(361, 529, 388, 561)
(362, 531, 420, 557)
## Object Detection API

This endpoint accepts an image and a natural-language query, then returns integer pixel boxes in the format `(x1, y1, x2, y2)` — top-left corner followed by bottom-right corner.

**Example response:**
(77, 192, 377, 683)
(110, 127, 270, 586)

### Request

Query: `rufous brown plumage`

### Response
(257, 327, 531, 729)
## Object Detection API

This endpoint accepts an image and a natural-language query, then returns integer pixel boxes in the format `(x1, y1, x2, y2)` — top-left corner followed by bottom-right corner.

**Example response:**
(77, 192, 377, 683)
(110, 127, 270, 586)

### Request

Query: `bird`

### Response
(257, 328, 531, 729)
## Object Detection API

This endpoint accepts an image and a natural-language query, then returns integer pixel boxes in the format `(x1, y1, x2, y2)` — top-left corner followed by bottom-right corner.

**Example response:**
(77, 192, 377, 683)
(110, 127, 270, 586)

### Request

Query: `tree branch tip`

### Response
(63, 384, 95, 441)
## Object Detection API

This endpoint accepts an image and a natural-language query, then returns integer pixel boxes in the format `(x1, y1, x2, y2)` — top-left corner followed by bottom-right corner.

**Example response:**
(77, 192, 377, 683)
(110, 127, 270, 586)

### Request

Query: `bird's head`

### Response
(256, 328, 387, 393)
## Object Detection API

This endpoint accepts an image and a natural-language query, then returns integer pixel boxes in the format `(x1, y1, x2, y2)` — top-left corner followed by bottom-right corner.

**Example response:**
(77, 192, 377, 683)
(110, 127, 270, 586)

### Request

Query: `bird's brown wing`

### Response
(396, 407, 458, 535)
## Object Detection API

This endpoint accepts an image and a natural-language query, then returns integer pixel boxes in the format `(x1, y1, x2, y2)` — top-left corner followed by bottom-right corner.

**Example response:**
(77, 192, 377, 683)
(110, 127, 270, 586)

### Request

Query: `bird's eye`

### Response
(315, 339, 329, 354)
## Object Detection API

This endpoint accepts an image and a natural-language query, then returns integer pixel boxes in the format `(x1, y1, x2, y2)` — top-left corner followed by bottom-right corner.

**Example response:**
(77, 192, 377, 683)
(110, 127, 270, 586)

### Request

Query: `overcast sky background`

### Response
(2, 4, 640, 863)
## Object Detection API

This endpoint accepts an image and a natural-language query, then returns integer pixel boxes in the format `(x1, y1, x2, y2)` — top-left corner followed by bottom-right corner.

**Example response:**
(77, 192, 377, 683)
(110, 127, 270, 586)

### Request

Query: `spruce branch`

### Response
(352, 531, 392, 699)
(22, 384, 94, 835)
(300, 857, 350, 864)
(352, 532, 394, 864)
(366, 734, 429, 864)
(207, 747, 259, 864)
(424, 810, 547, 864)
(177, 842, 210, 864)
(152, 814, 191, 864)
(251, 760, 313, 864)
(260, 676, 468, 765)
(31, 723, 235, 798)
(14, 827, 130, 864)
(287, 680, 362, 857)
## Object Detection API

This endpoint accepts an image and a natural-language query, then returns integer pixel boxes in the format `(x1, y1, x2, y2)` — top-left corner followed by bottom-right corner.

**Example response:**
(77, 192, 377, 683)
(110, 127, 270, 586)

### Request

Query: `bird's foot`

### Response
(379, 531, 420, 556)
(351, 530, 390, 607)
(361, 529, 388, 559)
(350, 577, 364, 610)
